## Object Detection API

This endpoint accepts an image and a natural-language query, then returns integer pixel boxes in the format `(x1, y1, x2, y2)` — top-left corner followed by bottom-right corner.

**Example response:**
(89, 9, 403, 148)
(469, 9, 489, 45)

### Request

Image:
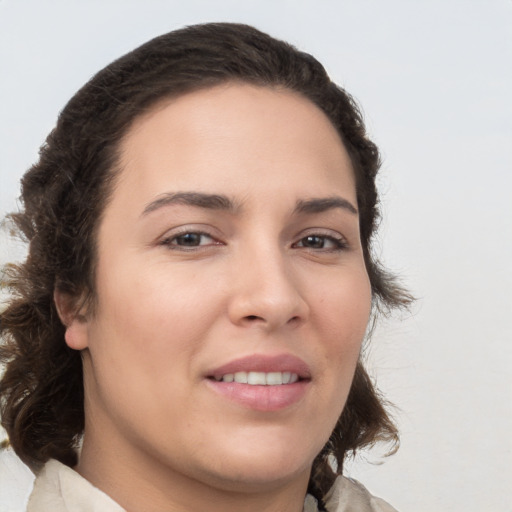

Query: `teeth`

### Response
(265, 372, 283, 385)
(234, 371, 247, 383)
(216, 371, 299, 385)
(247, 372, 266, 385)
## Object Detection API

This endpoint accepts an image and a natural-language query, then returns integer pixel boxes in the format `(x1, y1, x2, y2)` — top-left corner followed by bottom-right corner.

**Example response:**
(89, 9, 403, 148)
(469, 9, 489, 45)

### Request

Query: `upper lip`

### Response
(207, 353, 311, 380)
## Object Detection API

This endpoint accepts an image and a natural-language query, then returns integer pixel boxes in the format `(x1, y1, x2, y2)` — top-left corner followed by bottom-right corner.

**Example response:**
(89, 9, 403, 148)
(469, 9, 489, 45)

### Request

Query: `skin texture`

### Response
(57, 84, 372, 512)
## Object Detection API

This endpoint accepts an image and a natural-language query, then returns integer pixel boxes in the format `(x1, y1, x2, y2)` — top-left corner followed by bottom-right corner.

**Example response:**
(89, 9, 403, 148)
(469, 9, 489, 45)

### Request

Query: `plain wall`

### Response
(1, 1, 511, 511)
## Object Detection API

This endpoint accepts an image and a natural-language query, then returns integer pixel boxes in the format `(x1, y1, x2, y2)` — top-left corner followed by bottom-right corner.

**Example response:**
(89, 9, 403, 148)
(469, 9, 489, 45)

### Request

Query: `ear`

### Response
(54, 289, 90, 350)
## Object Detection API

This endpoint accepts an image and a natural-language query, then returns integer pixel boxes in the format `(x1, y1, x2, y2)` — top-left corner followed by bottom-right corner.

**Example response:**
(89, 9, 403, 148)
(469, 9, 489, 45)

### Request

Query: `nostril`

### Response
(283, 316, 301, 328)
(243, 314, 301, 325)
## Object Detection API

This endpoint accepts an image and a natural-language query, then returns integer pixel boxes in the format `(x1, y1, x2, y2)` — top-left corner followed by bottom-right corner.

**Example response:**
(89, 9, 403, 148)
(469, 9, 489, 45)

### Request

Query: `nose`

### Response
(227, 245, 310, 331)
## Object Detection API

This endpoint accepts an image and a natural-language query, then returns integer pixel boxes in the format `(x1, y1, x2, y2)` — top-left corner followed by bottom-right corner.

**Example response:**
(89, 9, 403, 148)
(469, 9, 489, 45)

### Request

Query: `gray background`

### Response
(1, 1, 511, 510)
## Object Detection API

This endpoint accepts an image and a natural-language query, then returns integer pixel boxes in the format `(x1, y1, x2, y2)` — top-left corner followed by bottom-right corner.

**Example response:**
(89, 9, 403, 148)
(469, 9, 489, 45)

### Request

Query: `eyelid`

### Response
(158, 225, 224, 250)
(292, 228, 349, 250)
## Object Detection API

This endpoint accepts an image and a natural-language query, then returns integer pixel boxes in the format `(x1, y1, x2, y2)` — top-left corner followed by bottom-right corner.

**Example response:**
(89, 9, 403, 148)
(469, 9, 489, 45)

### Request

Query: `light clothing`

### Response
(27, 459, 398, 512)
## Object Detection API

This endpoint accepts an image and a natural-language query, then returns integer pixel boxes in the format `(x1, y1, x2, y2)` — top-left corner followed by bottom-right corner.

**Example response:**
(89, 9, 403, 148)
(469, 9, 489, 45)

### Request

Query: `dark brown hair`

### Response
(0, 22, 410, 505)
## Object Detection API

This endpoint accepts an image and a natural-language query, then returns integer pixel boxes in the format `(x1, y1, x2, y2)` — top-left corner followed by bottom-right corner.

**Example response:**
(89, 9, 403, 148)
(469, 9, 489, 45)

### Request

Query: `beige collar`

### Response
(27, 460, 124, 512)
(28, 459, 397, 512)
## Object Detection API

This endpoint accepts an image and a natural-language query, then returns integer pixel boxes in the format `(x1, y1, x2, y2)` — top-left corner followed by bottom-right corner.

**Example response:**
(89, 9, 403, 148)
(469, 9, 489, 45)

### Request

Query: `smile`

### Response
(212, 371, 300, 385)
(206, 354, 310, 411)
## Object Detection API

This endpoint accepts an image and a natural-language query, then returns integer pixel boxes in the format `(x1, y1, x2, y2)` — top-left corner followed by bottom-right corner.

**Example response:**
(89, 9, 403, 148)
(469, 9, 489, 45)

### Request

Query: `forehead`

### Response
(114, 83, 355, 206)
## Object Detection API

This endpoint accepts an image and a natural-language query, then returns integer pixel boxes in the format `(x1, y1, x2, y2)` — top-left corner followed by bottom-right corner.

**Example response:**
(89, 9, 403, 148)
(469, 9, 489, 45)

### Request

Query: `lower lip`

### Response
(206, 380, 309, 411)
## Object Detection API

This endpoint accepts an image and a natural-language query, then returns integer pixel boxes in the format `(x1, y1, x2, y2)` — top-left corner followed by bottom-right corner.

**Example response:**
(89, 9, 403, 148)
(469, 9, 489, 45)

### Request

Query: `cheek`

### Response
(312, 268, 372, 404)
(96, 261, 222, 339)
(85, 262, 228, 405)
(315, 269, 372, 346)
(303, 270, 371, 447)
(83, 271, 210, 419)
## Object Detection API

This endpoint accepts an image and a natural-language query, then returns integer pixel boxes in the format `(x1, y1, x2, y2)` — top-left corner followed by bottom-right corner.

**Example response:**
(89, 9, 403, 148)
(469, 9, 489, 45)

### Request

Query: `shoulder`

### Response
(27, 459, 125, 512)
(0, 448, 34, 511)
(323, 475, 398, 512)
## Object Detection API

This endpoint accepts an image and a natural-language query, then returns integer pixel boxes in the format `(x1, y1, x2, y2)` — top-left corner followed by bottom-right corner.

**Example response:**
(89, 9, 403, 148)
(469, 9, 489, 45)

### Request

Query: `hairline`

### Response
(82, 80, 365, 315)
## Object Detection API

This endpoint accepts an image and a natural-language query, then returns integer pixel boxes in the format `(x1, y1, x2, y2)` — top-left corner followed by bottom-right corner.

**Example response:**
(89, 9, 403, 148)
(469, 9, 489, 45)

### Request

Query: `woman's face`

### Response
(68, 84, 371, 494)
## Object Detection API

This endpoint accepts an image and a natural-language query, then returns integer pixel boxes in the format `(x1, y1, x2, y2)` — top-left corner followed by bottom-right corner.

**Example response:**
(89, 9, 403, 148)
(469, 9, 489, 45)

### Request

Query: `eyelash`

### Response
(292, 233, 348, 252)
(160, 230, 220, 250)
(160, 229, 348, 253)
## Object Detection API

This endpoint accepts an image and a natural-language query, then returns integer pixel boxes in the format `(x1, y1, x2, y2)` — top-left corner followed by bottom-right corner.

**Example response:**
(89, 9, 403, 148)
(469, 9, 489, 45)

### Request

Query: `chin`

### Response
(202, 457, 312, 494)
(195, 433, 321, 492)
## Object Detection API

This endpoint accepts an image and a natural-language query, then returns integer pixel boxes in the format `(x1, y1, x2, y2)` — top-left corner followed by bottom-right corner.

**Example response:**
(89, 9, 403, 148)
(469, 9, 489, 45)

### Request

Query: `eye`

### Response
(161, 231, 219, 249)
(293, 234, 347, 251)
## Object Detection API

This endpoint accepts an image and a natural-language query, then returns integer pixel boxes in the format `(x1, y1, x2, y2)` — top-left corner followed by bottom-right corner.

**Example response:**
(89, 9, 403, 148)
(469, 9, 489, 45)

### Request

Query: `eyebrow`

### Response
(294, 196, 358, 215)
(142, 192, 238, 216)
(141, 191, 357, 217)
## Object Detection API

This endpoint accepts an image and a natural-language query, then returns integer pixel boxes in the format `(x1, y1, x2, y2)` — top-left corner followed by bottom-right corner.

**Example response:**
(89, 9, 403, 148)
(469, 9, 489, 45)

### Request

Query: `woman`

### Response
(0, 23, 410, 511)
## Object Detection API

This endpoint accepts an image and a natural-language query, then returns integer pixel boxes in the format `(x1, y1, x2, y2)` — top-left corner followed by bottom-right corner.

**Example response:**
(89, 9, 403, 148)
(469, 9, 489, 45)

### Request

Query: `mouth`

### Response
(205, 354, 311, 411)
(209, 371, 300, 385)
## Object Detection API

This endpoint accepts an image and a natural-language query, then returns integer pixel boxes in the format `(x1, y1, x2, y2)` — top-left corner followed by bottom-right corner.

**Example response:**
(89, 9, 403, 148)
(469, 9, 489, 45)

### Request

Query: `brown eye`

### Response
(175, 233, 204, 246)
(161, 231, 218, 249)
(294, 234, 347, 251)
(300, 235, 326, 249)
